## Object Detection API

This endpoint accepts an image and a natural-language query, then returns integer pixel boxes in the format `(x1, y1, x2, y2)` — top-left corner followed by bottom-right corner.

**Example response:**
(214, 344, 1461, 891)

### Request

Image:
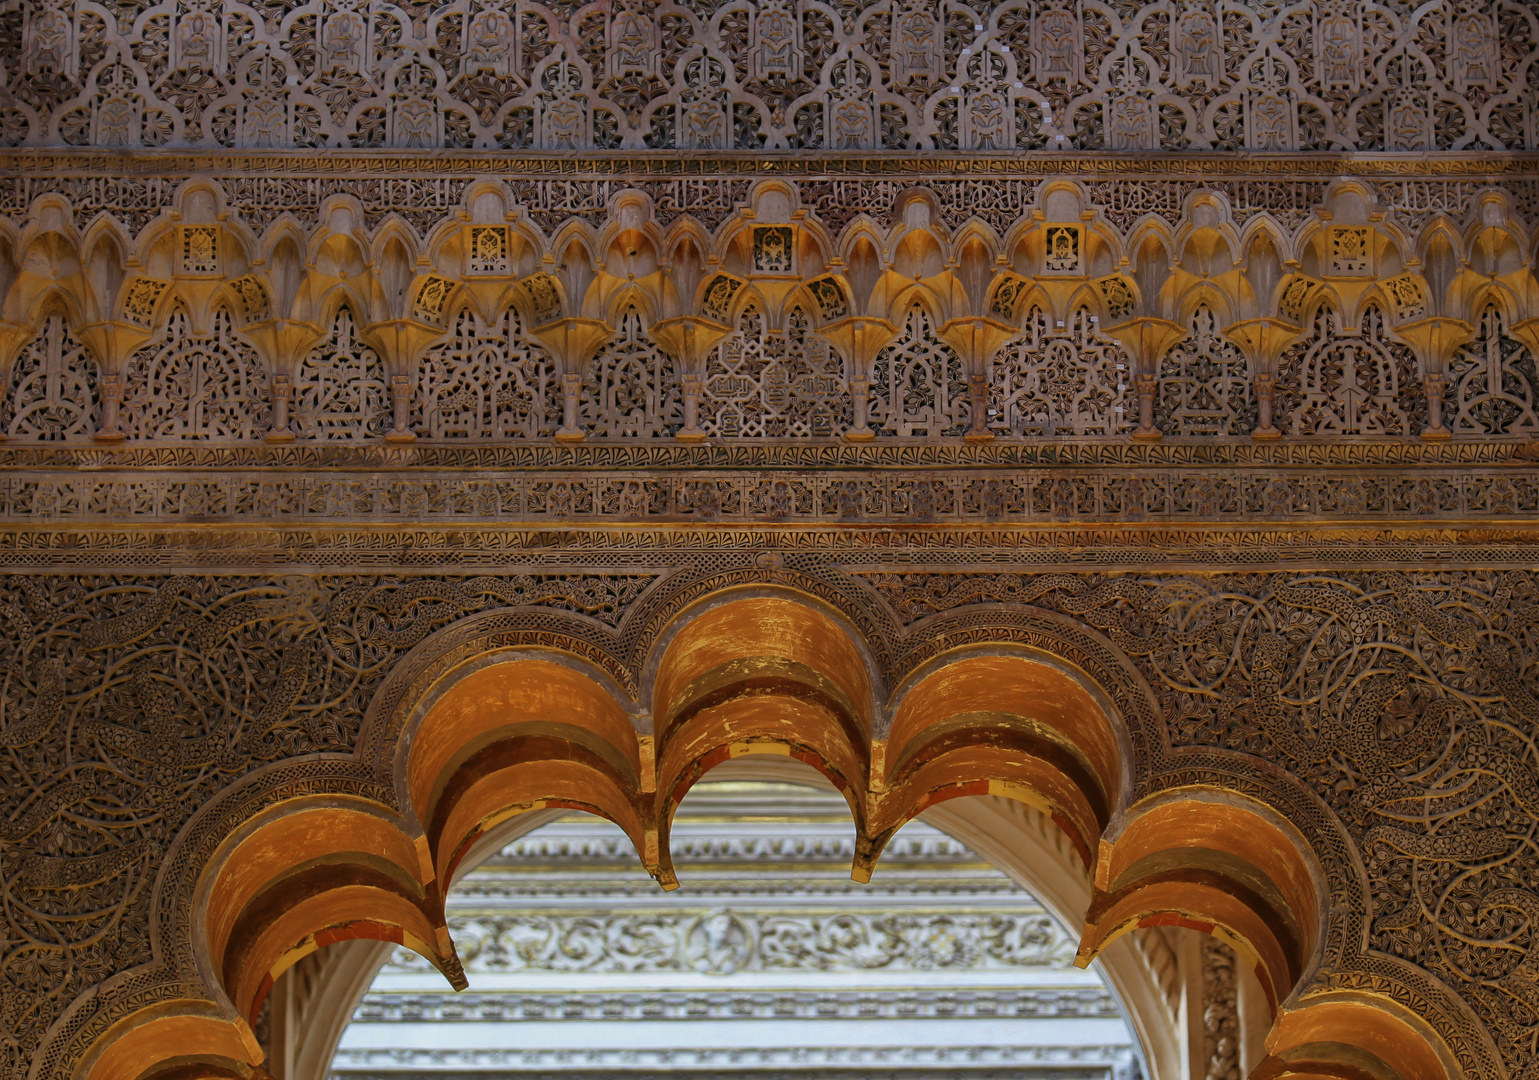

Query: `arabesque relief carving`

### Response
(6, 2, 1539, 1078)
(0, 571, 657, 1078)
(1, 0, 1537, 151)
(385, 908, 1076, 976)
(873, 565, 1539, 1077)
(2, 174, 1539, 456)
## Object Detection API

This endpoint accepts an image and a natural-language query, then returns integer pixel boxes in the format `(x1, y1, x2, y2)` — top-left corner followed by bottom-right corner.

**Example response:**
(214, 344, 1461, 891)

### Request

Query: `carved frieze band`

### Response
(5, 528, 1539, 576)
(386, 908, 1077, 976)
(1, 0, 1537, 153)
(2, 465, 1537, 524)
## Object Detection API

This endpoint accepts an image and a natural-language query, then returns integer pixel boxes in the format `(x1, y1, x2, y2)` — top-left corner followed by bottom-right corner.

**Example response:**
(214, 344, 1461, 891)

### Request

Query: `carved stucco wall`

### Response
(4, 1, 1539, 1078)
(3, 167, 1539, 456)
(2, 0, 1539, 151)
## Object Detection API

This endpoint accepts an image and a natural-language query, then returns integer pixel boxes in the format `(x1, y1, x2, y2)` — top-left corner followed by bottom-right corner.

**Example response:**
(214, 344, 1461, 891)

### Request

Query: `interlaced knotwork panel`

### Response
(1, 312, 99, 442)
(1155, 304, 1256, 437)
(414, 306, 562, 439)
(869, 304, 968, 438)
(123, 307, 271, 441)
(293, 307, 391, 440)
(5, 0, 1535, 151)
(986, 308, 1131, 437)
(1275, 305, 1424, 437)
(578, 306, 682, 438)
(1447, 305, 1539, 436)
(859, 566, 1539, 1080)
(700, 305, 851, 437)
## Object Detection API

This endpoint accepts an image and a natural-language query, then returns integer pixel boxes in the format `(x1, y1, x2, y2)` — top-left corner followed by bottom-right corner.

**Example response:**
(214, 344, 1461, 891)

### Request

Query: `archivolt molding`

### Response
(1, 0, 1537, 153)
(1, 176, 1538, 447)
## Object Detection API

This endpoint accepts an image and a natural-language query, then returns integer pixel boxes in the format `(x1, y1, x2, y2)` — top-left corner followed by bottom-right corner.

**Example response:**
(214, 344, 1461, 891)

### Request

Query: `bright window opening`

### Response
(328, 780, 1144, 1080)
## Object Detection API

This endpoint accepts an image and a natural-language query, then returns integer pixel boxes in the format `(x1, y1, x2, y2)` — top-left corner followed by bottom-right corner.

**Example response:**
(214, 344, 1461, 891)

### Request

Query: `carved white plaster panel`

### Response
(1155, 306, 1255, 437)
(579, 307, 683, 438)
(414, 307, 562, 439)
(869, 304, 969, 438)
(293, 307, 392, 440)
(379, 909, 1074, 976)
(1448, 305, 1539, 436)
(987, 309, 1130, 438)
(1275, 305, 1425, 437)
(700, 306, 852, 437)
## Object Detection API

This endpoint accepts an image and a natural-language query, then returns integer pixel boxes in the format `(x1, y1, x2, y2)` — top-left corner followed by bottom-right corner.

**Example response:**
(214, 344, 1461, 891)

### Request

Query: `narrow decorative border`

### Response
(4, 150, 1539, 179)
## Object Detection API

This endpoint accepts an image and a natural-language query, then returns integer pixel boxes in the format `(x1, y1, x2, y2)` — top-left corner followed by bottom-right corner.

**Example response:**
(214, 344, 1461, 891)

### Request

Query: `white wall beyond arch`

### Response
(265, 756, 1253, 1080)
